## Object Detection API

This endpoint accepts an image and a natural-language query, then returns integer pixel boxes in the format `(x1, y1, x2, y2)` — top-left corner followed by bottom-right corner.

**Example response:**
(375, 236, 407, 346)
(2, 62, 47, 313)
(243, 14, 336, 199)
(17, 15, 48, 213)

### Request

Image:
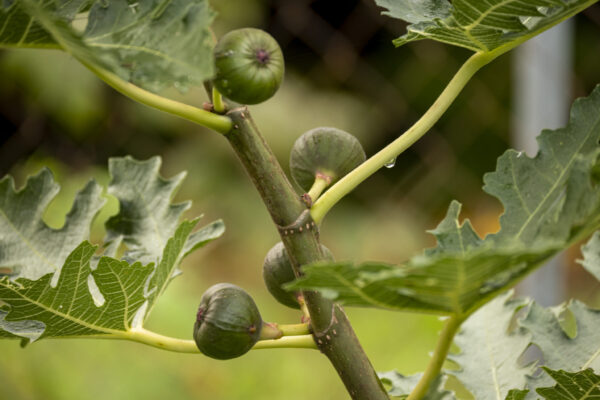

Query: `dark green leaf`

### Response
(0, 241, 153, 340)
(505, 389, 529, 400)
(375, 0, 597, 53)
(291, 86, 600, 315)
(536, 368, 600, 399)
(1, 0, 216, 92)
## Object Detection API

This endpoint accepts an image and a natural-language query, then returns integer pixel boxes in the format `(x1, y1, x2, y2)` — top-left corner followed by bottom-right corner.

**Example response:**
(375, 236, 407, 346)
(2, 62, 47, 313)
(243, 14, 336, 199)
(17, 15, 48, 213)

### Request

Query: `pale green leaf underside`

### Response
(449, 293, 533, 400)
(0, 169, 105, 282)
(520, 300, 600, 394)
(449, 293, 600, 399)
(375, 0, 598, 53)
(578, 231, 600, 282)
(536, 368, 600, 399)
(0, 0, 216, 92)
(0, 156, 225, 341)
(290, 86, 600, 315)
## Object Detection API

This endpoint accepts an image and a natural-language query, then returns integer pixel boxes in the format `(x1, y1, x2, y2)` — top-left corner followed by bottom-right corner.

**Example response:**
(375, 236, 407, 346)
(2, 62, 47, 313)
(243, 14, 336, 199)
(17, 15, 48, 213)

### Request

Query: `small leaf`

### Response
(448, 292, 533, 400)
(578, 231, 600, 282)
(536, 368, 600, 399)
(375, 0, 597, 53)
(0, 169, 104, 282)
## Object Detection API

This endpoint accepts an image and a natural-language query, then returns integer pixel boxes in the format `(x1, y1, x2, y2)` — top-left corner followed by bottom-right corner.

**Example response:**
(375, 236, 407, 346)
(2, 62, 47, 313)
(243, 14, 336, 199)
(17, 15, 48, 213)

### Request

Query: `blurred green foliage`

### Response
(0, 1, 599, 399)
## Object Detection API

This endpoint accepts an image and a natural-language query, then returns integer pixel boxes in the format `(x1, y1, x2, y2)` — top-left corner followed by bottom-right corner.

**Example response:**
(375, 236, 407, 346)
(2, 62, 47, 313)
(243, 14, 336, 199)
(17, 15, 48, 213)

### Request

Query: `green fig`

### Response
(263, 242, 333, 309)
(193, 283, 262, 360)
(213, 28, 284, 105)
(289, 127, 366, 192)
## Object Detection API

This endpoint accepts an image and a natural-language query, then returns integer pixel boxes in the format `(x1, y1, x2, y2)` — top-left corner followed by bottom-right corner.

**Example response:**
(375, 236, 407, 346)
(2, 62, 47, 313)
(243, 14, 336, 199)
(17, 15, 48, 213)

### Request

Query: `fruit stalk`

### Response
(224, 107, 388, 399)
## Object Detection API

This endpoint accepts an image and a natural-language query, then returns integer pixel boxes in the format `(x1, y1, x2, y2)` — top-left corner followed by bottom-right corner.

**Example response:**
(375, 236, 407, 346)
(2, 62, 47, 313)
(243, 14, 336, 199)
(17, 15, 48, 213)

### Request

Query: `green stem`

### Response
(253, 335, 317, 350)
(122, 328, 201, 353)
(307, 176, 331, 203)
(212, 87, 226, 114)
(259, 322, 309, 339)
(119, 328, 316, 353)
(280, 323, 311, 336)
(82, 62, 233, 134)
(407, 315, 464, 400)
(310, 51, 496, 223)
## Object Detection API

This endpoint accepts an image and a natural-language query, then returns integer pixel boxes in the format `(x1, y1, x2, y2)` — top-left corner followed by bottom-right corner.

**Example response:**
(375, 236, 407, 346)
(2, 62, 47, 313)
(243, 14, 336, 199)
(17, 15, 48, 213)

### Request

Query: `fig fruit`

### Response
(213, 28, 284, 105)
(263, 242, 332, 309)
(193, 283, 262, 360)
(289, 127, 366, 192)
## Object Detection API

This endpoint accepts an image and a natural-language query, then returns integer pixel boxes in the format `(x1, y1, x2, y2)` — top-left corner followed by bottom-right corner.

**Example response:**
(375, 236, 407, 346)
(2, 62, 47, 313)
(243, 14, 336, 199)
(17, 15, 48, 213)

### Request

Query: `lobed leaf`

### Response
(454, 293, 600, 398)
(0, 156, 225, 342)
(0, 0, 216, 92)
(448, 292, 534, 400)
(0, 241, 153, 340)
(375, 0, 598, 53)
(519, 300, 600, 394)
(292, 85, 600, 315)
(0, 169, 104, 282)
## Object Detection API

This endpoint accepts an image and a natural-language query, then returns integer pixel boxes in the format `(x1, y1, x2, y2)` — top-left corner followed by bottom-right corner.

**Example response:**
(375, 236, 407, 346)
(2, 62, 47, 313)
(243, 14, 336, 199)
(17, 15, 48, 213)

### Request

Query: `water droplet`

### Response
(224, 50, 234, 57)
(384, 157, 396, 168)
(517, 151, 523, 158)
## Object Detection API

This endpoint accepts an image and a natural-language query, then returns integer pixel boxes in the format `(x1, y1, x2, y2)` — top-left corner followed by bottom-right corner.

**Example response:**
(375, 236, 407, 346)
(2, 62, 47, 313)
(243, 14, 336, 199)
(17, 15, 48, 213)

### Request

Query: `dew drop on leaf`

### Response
(384, 158, 396, 168)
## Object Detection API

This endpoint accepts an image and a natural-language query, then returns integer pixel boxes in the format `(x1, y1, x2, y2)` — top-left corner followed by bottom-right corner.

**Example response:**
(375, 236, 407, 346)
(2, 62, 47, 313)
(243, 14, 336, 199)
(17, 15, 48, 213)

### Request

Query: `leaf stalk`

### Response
(120, 328, 317, 353)
(407, 315, 464, 400)
(310, 51, 495, 223)
(83, 62, 233, 134)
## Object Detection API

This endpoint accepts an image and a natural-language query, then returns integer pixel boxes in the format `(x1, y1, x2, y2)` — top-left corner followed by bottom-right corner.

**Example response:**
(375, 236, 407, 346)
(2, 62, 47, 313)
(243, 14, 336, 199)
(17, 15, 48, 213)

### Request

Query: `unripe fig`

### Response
(289, 127, 366, 192)
(193, 283, 262, 360)
(213, 28, 284, 105)
(263, 242, 333, 309)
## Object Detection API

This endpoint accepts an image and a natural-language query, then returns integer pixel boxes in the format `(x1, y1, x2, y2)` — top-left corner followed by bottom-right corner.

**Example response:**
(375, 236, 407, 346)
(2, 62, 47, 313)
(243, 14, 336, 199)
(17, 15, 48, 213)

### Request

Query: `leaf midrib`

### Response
(0, 279, 123, 337)
(514, 110, 600, 241)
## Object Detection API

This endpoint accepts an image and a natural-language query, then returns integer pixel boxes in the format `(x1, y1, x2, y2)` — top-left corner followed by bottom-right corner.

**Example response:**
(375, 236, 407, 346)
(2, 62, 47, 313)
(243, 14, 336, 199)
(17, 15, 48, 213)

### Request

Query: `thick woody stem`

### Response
(223, 107, 389, 400)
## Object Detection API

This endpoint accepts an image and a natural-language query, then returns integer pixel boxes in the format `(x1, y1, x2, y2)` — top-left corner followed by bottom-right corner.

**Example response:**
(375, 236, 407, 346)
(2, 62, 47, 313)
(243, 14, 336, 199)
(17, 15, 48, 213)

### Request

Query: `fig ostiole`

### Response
(213, 28, 284, 105)
(193, 283, 262, 360)
(289, 127, 366, 194)
(263, 242, 333, 309)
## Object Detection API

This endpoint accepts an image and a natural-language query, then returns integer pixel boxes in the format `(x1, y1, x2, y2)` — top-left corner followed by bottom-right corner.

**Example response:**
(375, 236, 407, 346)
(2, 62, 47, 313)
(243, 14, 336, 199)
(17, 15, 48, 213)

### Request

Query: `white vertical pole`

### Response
(512, 20, 574, 306)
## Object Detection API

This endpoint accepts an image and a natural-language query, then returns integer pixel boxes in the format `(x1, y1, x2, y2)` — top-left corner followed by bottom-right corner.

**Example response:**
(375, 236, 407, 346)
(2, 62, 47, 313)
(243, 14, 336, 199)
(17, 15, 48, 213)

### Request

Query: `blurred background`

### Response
(1, 1, 599, 399)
